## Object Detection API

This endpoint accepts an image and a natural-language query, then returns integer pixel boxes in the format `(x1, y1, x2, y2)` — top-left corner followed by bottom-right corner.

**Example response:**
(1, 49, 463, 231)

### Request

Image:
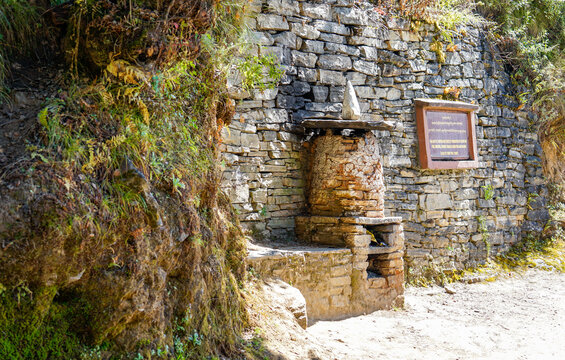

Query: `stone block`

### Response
(330, 264, 352, 277)
(421, 193, 452, 211)
(256, 14, 289, 31)
(346, 234, 372, 248)
(293, 81, 311, 96)
(264, 109, 289, 123)
(378, 50, 409, 66)
(379, 258, 403, 269)
(241, 133, 260, 149)
(382, 64, 402, 77)
(232, 183, 249, 203)
(251, 189, 268, 203)
(305, 102, 342, 112)
(319, 69, 347, 85)
(236, 99, 262, 109)
(278, 131, 299, 142)
(345, 72, 367, 85)
(400, 30, 420, 42)
(260, 164, 286, 172)
(307, 216, 339, 225)
(360, 46, 379, 61)
(268, 217, 295, 229)
(291, 51, 318, 68)
(527, 209, 550, 221)
(355, 86, 378, 99)
(329, 86, 345, 102)
(330, 276, 351, 287)
(301, 3, 332, 20)
(317, 54, 353, 71)
(409, 59, 427, 72)
(369, 277, 387, 289)
(454, 188, 478, 201)
(301, 40, 325, 54)
(312, 86, 329, 102)
(353, 259, 369, 271)
(318, 33, 347, 44)
(333, 6, 368, 25)
(221, 127, 241, 146)
(247, 31, 274, 46)
(348, 36, 387, 48)
(268, 0, 300, 16)
(355, 26, 386, 39)
(329, 43, 361, 57)
(386, 88, 402, 100)
(329, 286, 346, 296)
(498, 127, 512, 138)
(260, 141, 290, 152)
(297, 67, 318, 82)
(252, 88, 278, 101)
(274, 32, 301, 49)
(353, 60, 380, 76)
(312, 20, 350, 36)
(445, 52, 462, 65)
(291, 23, 320, 40)
(386, 273, 404, 288)
(387, 40, 408, 51)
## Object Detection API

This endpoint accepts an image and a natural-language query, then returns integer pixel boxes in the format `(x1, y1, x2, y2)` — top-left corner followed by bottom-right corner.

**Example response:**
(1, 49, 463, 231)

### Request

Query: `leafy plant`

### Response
(237, 54, 284, 92)
(370, 0, 486, 29)
(477, 0, 565, 120)
(0, 0, 40, 98)
(477, 215, 491, 259)
(482, 184, 494, 201)
(527, 192, 539, 210)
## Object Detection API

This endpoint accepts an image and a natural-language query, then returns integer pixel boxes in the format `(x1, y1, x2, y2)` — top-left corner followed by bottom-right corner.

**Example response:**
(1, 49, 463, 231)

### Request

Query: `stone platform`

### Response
(247, 215, 405, 324)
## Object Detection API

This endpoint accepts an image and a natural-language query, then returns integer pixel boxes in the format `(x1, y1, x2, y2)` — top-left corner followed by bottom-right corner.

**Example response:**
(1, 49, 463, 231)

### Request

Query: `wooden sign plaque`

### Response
(415, 99, 479, 170)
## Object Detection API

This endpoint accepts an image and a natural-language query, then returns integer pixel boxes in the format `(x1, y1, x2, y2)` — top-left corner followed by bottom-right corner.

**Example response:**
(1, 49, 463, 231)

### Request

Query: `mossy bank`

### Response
(0, 0, 255, 358)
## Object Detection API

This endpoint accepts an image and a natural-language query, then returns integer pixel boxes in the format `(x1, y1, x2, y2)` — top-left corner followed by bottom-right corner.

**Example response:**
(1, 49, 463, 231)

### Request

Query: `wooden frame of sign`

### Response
(415, 98, 479, 170)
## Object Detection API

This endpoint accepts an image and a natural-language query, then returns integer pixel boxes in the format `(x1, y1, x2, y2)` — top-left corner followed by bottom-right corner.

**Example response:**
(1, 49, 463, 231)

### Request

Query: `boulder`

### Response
(264, 279, 308, 329)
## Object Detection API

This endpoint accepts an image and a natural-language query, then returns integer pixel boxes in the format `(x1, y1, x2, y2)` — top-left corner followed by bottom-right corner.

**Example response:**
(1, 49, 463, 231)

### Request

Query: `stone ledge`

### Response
(341, 216, 403, 225)
(297, 215, 402, 225)
(246, 242, 350, 262)
(414, 98, 480, 110)
(301, 118, 397, 130)
(367, 246, 394, 255)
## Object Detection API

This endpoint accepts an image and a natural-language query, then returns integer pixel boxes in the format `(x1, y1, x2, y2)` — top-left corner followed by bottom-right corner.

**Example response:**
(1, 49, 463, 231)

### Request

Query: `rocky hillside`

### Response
(0, 1, 251, 358)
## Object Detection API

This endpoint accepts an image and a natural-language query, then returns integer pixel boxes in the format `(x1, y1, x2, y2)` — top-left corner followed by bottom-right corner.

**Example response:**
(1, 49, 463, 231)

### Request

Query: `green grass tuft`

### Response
(0, 0, 40, 98)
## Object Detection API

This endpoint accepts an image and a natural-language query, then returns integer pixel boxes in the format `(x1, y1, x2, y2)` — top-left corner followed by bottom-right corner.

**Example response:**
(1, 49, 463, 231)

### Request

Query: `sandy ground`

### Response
(305, 270, 565, 360)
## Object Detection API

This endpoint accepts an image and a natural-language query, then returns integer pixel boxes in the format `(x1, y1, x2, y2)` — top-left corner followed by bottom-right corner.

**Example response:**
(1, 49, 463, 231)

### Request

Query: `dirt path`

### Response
(306, 270, 565, 360)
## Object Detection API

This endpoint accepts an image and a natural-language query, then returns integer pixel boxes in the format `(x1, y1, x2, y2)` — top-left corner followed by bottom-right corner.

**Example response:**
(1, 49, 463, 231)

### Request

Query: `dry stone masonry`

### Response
(247, 234, 404, 322)
(222, 0, 548, 279)
(307, 131, 384, 217)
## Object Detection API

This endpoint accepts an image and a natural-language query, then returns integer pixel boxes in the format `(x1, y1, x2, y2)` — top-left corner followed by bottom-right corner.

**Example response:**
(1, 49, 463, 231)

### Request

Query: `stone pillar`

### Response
(308, 131, 385, 218)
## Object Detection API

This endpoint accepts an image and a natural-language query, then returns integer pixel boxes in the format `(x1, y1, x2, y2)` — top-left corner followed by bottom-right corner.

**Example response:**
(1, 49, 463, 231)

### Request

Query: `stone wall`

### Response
(247, 247, 355, 321)
(246, 242, 404, 322)
(221, 0, 548, 272)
